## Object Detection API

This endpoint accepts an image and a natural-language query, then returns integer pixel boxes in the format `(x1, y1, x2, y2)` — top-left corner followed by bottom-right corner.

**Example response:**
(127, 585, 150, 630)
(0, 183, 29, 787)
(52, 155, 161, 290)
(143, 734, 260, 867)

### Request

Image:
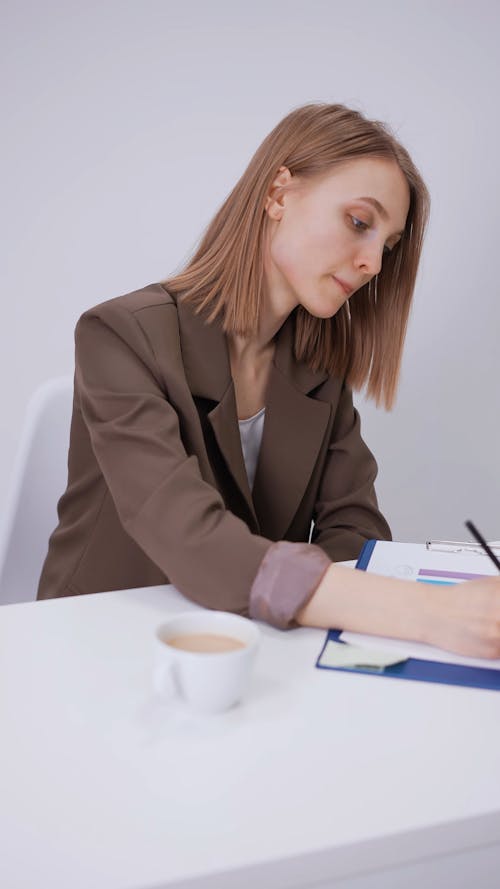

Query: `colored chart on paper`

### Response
(417, 567, 486, 586)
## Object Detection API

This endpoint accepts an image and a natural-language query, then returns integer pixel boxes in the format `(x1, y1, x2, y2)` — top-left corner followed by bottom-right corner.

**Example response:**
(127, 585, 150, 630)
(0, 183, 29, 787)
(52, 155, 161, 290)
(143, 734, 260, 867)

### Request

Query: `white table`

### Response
(1, 584, 500, 889)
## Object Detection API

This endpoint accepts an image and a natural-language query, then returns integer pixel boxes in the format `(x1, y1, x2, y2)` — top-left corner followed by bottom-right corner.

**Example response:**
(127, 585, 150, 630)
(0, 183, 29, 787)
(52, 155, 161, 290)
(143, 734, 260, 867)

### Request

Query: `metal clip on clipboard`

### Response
(426, 539, 500, 555)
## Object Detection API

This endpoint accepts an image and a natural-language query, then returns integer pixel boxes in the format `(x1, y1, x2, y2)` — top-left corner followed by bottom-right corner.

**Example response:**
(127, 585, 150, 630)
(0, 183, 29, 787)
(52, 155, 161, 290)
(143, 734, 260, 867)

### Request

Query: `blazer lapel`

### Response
(208, 386, 256, 522)
(175, 295, 257, 526)
(252, 315, 332, 540)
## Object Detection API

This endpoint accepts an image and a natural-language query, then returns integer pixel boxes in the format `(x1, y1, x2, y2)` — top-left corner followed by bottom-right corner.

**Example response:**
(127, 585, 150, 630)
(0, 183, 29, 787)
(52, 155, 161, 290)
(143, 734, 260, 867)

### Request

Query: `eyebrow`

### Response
(356, 196, 405, 237)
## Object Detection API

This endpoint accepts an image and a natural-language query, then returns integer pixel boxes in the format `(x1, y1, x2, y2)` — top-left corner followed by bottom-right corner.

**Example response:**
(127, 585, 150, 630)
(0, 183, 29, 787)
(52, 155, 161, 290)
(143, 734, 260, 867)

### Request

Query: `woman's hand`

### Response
(423, 577, 500, 659)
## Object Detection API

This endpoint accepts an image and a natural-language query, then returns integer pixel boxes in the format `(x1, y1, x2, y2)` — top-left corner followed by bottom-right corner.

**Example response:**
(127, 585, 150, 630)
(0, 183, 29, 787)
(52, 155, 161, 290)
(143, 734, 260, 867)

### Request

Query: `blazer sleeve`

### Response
(310, 383, 392, 561)
(74, 306, 327, 625)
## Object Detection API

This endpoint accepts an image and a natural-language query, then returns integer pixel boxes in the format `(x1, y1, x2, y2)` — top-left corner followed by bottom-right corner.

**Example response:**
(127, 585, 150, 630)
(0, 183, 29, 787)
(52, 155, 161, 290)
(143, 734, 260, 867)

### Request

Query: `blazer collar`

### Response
(175, 295, 231, 401)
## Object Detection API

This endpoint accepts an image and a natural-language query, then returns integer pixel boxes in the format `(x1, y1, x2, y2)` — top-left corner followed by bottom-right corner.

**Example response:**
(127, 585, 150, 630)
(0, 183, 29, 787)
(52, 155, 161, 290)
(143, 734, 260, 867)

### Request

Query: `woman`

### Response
(38, 103, 500, 658)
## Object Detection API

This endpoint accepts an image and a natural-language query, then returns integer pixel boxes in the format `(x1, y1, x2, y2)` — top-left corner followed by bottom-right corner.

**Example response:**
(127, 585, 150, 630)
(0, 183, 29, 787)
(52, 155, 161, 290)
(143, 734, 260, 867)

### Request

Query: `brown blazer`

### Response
(37, 283, 391, 611)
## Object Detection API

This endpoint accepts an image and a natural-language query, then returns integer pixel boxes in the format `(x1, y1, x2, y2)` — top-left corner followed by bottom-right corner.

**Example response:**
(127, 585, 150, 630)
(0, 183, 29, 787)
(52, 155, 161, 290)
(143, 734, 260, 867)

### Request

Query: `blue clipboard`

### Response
(316, 540, 500, 691)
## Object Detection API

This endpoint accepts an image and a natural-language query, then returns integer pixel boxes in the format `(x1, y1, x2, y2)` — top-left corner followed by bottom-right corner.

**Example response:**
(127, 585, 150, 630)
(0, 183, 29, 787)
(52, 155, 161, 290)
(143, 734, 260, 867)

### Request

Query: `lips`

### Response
(333, 276, 354, 297)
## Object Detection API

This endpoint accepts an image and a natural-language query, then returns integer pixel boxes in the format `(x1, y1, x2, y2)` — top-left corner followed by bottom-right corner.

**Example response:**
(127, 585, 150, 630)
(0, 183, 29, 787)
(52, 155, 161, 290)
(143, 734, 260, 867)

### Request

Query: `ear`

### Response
(264, 166, 293, 220)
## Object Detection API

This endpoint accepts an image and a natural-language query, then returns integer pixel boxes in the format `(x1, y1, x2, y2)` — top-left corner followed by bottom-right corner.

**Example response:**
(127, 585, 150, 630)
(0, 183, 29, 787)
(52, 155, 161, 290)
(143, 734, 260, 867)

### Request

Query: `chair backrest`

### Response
(0, 377, 74, 605)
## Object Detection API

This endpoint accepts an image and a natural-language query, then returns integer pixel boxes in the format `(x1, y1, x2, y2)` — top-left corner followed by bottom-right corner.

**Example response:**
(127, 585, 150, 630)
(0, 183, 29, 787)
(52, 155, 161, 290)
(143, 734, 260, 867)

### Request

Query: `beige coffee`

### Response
(167, 632, 246, 653)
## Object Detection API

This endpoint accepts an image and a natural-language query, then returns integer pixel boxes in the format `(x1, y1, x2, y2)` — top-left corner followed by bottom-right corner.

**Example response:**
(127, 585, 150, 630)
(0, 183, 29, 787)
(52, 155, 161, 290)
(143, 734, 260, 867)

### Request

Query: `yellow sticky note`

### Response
(319, 640, 407, 671)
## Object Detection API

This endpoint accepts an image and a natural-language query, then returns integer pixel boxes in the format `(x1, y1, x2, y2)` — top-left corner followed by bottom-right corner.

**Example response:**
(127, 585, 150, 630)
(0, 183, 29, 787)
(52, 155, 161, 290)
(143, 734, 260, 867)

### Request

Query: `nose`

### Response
(354, 240, 384, 278)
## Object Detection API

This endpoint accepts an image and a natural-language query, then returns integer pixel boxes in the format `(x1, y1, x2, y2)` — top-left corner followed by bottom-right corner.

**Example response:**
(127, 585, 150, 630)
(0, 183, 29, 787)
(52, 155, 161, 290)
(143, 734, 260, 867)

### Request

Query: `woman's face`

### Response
(264, 157, 410, 319)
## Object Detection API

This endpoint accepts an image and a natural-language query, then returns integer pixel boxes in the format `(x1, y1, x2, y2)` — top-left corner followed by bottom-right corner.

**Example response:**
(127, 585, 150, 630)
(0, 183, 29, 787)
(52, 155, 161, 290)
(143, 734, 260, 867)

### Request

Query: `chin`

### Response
(302, 297, 346, 320)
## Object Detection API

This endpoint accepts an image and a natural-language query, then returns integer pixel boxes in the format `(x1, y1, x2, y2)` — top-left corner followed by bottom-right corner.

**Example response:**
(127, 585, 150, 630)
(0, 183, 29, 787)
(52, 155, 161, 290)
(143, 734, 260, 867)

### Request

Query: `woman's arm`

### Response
(72, 306, 271, 613)
(296, 564, 500, 659)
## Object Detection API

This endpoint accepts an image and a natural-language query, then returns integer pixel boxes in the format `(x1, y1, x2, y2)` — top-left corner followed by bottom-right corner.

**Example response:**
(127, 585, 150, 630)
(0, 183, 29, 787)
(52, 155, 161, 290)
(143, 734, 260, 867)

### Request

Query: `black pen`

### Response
(465, 520, 500, 572)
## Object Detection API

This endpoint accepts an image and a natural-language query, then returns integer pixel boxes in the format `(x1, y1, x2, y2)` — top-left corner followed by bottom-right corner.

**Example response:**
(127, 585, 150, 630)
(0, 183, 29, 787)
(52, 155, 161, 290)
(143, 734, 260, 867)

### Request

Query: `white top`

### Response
(1, 584, 500, 889)
(238, 406, 265, 490)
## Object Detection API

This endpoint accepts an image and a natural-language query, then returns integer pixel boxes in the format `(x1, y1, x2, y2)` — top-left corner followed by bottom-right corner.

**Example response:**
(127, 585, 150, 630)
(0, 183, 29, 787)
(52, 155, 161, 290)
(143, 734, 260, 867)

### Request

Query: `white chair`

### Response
(0, 377, 74, 605)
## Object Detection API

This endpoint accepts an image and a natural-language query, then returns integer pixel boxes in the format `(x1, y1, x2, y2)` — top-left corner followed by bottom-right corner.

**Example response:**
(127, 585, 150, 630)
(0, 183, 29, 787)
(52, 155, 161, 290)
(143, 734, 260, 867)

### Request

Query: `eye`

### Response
(350, 215, 394, 259)
(349, 215, 369, 232)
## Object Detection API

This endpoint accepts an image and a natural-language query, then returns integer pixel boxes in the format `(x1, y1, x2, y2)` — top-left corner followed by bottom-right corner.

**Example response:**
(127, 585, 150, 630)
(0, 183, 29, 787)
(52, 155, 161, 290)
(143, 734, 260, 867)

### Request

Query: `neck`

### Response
(228, 265, 298, 364)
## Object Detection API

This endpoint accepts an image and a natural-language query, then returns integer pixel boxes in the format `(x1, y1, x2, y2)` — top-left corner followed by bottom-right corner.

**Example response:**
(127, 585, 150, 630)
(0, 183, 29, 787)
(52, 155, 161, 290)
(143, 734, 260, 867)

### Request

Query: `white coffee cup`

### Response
(153, 611, 260, 714)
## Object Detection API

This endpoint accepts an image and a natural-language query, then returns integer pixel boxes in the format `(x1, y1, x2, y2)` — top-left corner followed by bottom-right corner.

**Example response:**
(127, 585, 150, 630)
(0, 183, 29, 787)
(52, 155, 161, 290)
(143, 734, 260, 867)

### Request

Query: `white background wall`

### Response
(2, 0, 499, 543)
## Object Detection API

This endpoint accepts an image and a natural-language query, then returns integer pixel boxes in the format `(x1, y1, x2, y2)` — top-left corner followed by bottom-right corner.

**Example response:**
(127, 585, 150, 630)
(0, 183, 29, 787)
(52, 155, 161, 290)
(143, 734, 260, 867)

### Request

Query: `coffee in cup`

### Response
(167, 633, 246, 653)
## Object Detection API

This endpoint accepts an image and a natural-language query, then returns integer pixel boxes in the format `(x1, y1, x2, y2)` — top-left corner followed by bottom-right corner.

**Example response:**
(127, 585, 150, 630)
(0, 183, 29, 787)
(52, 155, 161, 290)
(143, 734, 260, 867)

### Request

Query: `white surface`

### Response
(1, 584, 500, 889)
(0, 377, 73, 605)
(2, 2, 500, 547)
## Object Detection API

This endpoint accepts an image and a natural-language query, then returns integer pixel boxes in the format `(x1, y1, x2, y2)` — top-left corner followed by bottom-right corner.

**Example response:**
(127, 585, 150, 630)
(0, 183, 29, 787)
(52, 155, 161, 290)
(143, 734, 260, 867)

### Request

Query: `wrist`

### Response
(298, 562, 435, 646)
(416, 583, 450, 648)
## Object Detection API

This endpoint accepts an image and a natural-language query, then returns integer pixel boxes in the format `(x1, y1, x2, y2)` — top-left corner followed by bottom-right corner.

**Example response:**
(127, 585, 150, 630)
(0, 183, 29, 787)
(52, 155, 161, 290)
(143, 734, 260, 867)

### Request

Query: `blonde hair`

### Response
(163, 103, 430, 409)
